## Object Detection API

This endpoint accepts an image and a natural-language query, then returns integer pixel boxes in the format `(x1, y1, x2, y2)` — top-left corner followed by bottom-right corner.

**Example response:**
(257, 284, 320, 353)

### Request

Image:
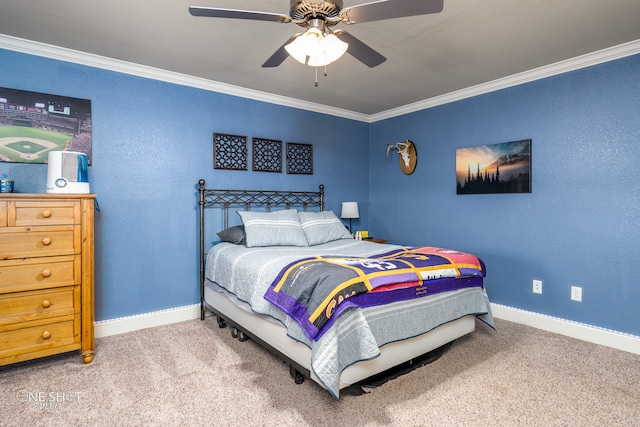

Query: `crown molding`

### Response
(1, 34, 638, 124)
(0, 34, 369, 123)
(370, 39, 640, 122)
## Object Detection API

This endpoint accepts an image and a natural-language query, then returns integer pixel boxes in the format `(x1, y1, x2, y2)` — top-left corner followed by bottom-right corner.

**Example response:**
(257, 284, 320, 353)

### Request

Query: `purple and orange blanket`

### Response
(264, 246, 486, 340)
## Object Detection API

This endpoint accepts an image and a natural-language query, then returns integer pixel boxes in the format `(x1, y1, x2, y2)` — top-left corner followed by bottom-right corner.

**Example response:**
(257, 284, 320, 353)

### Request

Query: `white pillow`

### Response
(237, 209, 309, 247)
(298, 210, 353, 246)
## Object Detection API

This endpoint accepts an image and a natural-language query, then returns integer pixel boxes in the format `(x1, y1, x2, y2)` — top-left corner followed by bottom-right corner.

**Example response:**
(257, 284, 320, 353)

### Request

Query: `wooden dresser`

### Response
(0, 193, 95, 366)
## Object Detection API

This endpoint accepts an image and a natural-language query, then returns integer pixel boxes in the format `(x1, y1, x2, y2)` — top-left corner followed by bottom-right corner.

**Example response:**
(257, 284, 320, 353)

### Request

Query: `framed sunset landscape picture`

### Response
(456, 139, 531, 194)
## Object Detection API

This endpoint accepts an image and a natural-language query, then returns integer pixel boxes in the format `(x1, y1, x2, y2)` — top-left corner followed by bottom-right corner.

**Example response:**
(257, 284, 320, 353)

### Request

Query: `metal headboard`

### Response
(197, 178, 325, 319)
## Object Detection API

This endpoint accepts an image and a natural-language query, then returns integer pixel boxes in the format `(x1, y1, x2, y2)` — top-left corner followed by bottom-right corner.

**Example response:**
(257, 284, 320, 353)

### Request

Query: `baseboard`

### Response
(94, 304, 201, 338)
(94, 302, 640, 355)
(491, 303, 640, 355)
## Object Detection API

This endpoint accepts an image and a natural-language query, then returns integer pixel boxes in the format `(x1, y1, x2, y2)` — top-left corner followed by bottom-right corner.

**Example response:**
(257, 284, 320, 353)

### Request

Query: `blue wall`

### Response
(370, 54, 640, 336)
(0, 49, 370, 321)
(2, 47, 639, 337)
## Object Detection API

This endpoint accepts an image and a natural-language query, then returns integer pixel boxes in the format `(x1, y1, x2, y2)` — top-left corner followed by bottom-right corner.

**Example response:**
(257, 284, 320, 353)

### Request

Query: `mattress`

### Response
(205, 239, 493, 397)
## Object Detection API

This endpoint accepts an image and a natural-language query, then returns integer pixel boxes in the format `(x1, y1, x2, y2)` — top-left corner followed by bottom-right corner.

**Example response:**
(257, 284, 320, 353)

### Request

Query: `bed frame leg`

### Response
(216, 316, 227, 328)
(230, 327, 249, 342)
(289, 366, 306, 385)
(237, 330, 249, 342)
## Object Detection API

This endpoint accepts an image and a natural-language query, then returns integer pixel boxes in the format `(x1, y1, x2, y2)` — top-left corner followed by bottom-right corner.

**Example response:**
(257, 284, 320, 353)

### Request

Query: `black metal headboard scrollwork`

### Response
(197, 179, 325, 319)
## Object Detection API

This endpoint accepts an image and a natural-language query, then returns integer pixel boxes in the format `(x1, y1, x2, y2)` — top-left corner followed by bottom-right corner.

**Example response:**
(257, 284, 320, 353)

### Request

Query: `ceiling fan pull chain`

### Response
(313, 64, 329, 87)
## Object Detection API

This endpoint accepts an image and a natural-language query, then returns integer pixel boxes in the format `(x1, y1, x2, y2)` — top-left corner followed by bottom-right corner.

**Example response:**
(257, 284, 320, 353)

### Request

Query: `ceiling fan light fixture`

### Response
(318, 33, 348, 64)
(285, 27, 348, 67)
(285, 27, 322, 64)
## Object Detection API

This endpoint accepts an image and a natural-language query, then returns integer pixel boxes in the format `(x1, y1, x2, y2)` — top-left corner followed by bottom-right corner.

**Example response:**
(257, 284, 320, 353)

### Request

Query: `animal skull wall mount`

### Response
(386, 140, 417, 175)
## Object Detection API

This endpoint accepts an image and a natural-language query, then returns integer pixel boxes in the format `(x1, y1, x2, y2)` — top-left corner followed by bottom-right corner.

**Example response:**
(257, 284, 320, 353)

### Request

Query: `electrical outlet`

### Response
(571, 286, 582, 302)
(533, 279, 542, 294)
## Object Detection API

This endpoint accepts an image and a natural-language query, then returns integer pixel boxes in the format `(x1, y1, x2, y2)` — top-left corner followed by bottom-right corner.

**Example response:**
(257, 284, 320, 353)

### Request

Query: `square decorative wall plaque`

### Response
(286, 142, 313, 175)
(213, 133, 248, 170)
(252, 137, 282, 173)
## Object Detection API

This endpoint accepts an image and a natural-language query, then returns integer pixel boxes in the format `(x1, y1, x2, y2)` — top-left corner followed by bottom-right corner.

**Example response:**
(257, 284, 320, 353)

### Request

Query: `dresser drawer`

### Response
(0, 226, 79, 260)
(12, 201, 78, 226)
(0, 201, 6, 227)
(0, 317, 77, 358)
(0, 286, 76, 325)
(0, 256, 78, 293)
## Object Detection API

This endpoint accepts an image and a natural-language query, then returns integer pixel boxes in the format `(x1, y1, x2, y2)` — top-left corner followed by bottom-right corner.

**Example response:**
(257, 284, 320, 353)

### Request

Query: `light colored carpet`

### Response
(1, 317, 639, 426)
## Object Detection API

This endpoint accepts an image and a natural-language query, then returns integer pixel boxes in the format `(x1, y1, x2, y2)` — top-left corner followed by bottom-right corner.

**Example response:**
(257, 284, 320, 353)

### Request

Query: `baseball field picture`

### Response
(0, 87, 91, 164)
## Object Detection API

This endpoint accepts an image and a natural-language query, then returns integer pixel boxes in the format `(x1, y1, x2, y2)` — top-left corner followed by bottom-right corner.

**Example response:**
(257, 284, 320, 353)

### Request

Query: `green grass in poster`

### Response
(0, 126, 71, 163)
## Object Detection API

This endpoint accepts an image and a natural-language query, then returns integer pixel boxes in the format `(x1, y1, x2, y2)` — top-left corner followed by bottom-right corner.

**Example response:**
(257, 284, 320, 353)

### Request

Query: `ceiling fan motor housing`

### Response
(290, 0, 343, 27)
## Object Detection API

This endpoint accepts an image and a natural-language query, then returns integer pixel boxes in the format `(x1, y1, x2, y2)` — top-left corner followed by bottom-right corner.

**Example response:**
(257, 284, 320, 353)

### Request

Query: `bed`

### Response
(198, 179, 493, 399)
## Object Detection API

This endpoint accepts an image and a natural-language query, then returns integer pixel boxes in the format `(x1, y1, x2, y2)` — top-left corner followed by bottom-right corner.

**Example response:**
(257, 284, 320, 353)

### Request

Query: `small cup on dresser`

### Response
(0, 179, 14, 193)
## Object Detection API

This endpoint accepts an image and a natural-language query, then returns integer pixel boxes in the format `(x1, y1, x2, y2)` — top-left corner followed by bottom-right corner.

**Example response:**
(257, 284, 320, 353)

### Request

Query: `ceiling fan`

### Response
(189, 0, 444, 69)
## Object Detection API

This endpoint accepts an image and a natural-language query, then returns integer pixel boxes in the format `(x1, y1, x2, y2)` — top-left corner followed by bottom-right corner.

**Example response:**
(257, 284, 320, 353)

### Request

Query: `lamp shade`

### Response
(341, 201, 359, 219)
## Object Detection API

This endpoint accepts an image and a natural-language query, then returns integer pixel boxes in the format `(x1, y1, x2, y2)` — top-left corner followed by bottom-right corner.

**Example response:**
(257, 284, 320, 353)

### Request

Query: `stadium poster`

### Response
(0, 87, 91, 164)
(456, 139, 532, 194)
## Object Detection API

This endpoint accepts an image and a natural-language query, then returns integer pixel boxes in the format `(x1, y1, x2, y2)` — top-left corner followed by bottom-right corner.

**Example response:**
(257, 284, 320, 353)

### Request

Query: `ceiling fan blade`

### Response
(339, 0, 443, 24)
(262, 34, 301, 68)
(335, 31, 386, 68)
(189, 6, 291, 23)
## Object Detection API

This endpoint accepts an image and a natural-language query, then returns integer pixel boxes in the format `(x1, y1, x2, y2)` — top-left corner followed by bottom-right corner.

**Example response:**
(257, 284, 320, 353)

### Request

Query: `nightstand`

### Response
(365, 238, 387, 244)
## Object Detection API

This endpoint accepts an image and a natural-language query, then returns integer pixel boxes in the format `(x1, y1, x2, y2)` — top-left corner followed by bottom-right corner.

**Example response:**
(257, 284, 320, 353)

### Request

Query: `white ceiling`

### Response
(1, 0, 640, 116)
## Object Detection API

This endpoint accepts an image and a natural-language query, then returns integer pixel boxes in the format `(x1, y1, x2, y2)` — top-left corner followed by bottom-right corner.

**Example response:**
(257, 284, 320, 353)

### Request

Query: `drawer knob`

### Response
(41, 331, 51, 340)
(41, 299, 51, 308)
(42, 210, 52, 218)
(41, 269, 52, 278)
(41, 237, 52, 246)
